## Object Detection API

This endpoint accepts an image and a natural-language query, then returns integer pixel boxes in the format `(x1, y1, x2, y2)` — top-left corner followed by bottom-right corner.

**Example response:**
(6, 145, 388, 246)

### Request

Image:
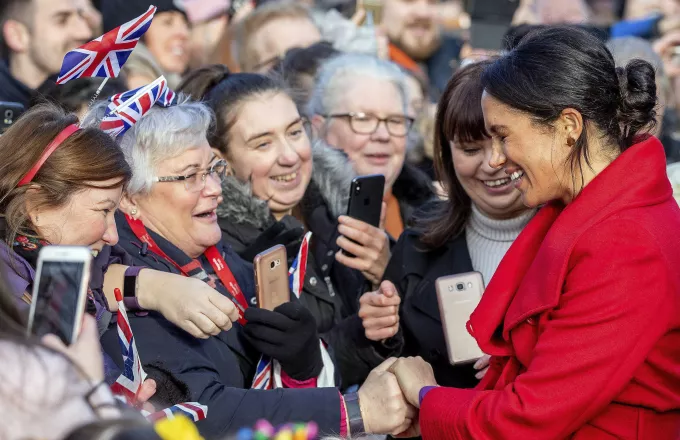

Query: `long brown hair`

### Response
(415, 60, 493, 249)
(0, 104, 132, 245)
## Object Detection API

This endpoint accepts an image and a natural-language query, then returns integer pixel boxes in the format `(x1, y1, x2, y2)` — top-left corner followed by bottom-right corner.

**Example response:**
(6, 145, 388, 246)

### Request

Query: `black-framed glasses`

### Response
(155, 159, 228, 193)
(325, 112, 414, 137)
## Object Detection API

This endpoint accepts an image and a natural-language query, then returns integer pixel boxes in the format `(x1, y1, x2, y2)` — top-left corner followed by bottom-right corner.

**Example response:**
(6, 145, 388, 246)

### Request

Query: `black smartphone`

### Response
(343, 174, 385, 257)
(0, 101, 25, 134)
(466, 0, 519, 51)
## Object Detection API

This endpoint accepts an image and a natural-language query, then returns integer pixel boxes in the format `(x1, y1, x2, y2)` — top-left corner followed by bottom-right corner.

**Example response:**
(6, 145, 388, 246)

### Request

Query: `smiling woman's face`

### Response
(226, 92, 313, 218)
(29, 179, 123, 256)
(481, 91, 574, 208)
(451, 138, 526, 219)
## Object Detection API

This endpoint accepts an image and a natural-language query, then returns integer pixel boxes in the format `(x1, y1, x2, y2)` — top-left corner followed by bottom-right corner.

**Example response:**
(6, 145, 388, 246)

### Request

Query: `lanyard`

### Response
(125, 214, 248, 324)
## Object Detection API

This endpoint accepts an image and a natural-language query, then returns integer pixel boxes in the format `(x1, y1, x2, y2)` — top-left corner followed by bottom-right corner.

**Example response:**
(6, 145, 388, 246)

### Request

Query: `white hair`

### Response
(305, 53, 410, 120)
(82, 96, 214, 195)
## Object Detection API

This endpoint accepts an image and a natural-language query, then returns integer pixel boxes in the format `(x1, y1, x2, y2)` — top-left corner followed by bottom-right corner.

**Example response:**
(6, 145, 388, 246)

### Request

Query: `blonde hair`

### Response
(231, 1, 316, 71)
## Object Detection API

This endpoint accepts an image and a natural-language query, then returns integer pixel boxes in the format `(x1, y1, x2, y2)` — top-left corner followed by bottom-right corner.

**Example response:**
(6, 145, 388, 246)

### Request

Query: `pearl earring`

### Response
(131, 208, 138, 216)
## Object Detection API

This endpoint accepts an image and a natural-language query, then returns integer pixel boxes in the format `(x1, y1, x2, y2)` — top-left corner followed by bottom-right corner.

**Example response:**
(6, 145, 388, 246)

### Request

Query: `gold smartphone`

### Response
(435, 272, 485, 365)
(253, 245, 290, 311)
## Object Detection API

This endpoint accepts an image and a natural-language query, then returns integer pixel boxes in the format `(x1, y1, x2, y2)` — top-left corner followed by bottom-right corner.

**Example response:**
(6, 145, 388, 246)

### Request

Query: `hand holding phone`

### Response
(27, 246, 92, 345)
(254, 245, 290, 311)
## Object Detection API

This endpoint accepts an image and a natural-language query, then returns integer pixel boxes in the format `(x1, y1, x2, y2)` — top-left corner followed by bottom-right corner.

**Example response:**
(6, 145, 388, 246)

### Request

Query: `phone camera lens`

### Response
(456, 283, 465, 291)
(355, 185, 361, 193)
(270, 261, 275, 269)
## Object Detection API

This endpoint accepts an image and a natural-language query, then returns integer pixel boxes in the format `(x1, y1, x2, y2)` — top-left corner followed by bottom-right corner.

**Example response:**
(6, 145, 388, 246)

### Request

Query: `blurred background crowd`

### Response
(1, 0, 680, 439)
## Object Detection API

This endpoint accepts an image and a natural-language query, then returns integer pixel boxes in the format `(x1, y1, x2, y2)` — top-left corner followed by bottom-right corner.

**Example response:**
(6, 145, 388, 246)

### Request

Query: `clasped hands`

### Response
(357, 356, 437, 437)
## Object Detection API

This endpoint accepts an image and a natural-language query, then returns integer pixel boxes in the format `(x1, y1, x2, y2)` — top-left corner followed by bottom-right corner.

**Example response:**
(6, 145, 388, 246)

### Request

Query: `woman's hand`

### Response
(42, 314, 104, 383)
(137, 270, 240, 339)
(243, 302, 323, 381)
(389, 356, 438, 408)
(653, 30, 680, 78)
(335, 215, 391, 286)
(359, 281, 401, 341)
(474, 354, 491, 380)
(357, 358, 418, 435)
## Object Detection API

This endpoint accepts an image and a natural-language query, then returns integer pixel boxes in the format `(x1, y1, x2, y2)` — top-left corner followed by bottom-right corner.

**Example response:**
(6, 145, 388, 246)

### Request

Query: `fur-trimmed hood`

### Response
(216, 176, 274, 231)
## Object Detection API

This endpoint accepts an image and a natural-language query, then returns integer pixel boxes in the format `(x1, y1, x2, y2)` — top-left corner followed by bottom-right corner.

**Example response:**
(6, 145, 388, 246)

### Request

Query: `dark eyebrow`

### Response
(487, 124, 509, 136)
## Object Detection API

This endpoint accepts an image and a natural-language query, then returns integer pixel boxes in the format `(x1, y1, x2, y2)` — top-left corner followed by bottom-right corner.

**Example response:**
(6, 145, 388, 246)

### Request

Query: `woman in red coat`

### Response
(388, 26, 680, 439)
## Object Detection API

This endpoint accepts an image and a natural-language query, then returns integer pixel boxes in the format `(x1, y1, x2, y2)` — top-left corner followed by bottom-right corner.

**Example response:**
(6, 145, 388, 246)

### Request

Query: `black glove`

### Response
(241, 221, 304, 264)
(243, 302, 323, 381)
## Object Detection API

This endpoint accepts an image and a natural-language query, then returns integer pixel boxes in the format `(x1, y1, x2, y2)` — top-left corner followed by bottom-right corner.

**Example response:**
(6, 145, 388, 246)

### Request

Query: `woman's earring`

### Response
(131, 208, 138, 216)
(567, 137, 576, 147)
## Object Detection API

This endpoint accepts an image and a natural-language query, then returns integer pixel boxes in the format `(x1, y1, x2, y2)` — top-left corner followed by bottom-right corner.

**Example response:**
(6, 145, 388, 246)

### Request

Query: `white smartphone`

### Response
(26, 246, 92, 345)
(435, 272, 485, 365)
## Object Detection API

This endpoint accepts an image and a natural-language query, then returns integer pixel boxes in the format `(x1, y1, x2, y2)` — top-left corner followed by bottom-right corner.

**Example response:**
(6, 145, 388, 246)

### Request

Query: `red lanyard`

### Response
(125, 214, 248, 324)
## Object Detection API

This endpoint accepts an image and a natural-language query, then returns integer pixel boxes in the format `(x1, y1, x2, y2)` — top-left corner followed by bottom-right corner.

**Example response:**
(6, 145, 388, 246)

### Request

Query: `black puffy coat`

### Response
(101, 212, 343, 438)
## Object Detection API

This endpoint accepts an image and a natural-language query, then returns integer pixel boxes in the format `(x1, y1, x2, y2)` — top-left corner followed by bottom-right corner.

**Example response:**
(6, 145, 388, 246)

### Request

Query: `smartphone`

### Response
(435, 272, 485, 365)
(343, 174, 385, 257)
(0, 101, 25, 134)
(466, 0, 519, 51)
(26, 246, 92, 345)
(254, 245, 290, 311)
(363, 0, 384, 26)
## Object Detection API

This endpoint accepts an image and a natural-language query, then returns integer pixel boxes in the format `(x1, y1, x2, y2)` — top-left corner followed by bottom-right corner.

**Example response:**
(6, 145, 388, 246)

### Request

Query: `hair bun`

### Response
(615, 59, 657, 142)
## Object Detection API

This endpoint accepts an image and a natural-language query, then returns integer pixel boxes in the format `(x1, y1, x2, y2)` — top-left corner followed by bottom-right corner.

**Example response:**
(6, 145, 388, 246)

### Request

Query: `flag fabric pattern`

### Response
(289, 232, 311, 300)
(56, 6, 156, 84)
(99, 76, 176, 138)
(251, 233, 311, 390)
(142, 402, 208, 423)
(109, 288, 148, 404)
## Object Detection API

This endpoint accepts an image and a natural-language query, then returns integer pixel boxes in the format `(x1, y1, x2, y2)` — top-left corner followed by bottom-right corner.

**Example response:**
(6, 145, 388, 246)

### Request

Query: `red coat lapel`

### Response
(469, 136, 672, 356)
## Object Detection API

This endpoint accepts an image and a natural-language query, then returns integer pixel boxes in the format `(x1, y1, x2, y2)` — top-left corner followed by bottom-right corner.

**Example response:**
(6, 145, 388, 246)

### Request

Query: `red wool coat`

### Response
(420, 136, 680, 439)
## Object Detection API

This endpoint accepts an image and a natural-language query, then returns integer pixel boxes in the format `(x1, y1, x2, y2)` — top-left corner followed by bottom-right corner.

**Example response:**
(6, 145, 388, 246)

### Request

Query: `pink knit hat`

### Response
(183, 0, 230, 24)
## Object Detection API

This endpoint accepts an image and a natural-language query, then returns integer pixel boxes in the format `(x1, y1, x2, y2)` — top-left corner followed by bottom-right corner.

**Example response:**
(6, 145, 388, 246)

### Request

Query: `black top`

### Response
(383, 228, 480, 389)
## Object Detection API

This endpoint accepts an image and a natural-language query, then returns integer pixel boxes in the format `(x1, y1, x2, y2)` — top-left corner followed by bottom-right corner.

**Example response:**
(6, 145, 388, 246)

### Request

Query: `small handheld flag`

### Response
(110, 288, 148, 404)
(56, 5, 157, 84)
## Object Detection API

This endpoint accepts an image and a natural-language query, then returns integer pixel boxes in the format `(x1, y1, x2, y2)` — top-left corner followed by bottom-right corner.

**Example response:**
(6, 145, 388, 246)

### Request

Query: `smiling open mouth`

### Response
(510, 170, 525, 183)
(483, 177, 511, 188)
(194, 208, 216, 219)
(271, 172, 298, 182)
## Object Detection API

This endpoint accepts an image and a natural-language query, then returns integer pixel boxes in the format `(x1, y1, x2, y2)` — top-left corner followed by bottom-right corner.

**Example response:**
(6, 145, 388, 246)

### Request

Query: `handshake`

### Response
(354, 280, 436, 437)
(355, 355, 438, 437)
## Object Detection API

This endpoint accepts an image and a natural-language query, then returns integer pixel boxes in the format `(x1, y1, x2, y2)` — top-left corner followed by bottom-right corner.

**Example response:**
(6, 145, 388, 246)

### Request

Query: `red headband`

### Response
(18, 124, 81, 187)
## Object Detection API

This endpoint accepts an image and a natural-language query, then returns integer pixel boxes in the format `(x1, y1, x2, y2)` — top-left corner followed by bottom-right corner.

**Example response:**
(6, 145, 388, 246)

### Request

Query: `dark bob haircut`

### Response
(415, 60, 493, 249)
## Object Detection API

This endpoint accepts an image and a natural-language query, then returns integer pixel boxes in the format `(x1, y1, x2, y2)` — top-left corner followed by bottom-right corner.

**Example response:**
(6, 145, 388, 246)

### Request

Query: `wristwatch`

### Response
(123, 266, 145, 311)
(343, 392, 366, 437)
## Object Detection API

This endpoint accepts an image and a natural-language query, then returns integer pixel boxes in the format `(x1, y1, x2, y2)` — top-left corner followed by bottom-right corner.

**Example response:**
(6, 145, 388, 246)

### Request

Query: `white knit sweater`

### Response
(465, 204, 536, 287)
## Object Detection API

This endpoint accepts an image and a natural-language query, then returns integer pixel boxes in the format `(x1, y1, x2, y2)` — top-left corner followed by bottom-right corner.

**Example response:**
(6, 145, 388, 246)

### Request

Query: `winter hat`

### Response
(101, 0, 188, 33)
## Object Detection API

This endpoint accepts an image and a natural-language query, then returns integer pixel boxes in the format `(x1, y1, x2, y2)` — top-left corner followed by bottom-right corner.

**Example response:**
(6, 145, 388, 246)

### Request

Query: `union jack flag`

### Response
(252, 233, 311, 390)
(110, 288, 148, 404)
(289, 232, 311, 299)
(142, 402, 209, 423)
(100, 76, 176, 138)
(56, 6, 156, 84)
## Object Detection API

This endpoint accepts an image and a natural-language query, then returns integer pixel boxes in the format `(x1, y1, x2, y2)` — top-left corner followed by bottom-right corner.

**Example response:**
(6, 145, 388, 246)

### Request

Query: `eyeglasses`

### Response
(325, 112, 414, 137)
(155, 159, 228, 193)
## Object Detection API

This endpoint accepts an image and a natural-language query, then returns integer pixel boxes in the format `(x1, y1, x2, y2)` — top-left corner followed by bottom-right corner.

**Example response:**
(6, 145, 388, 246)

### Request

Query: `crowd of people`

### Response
(1, 0, 680, 439)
